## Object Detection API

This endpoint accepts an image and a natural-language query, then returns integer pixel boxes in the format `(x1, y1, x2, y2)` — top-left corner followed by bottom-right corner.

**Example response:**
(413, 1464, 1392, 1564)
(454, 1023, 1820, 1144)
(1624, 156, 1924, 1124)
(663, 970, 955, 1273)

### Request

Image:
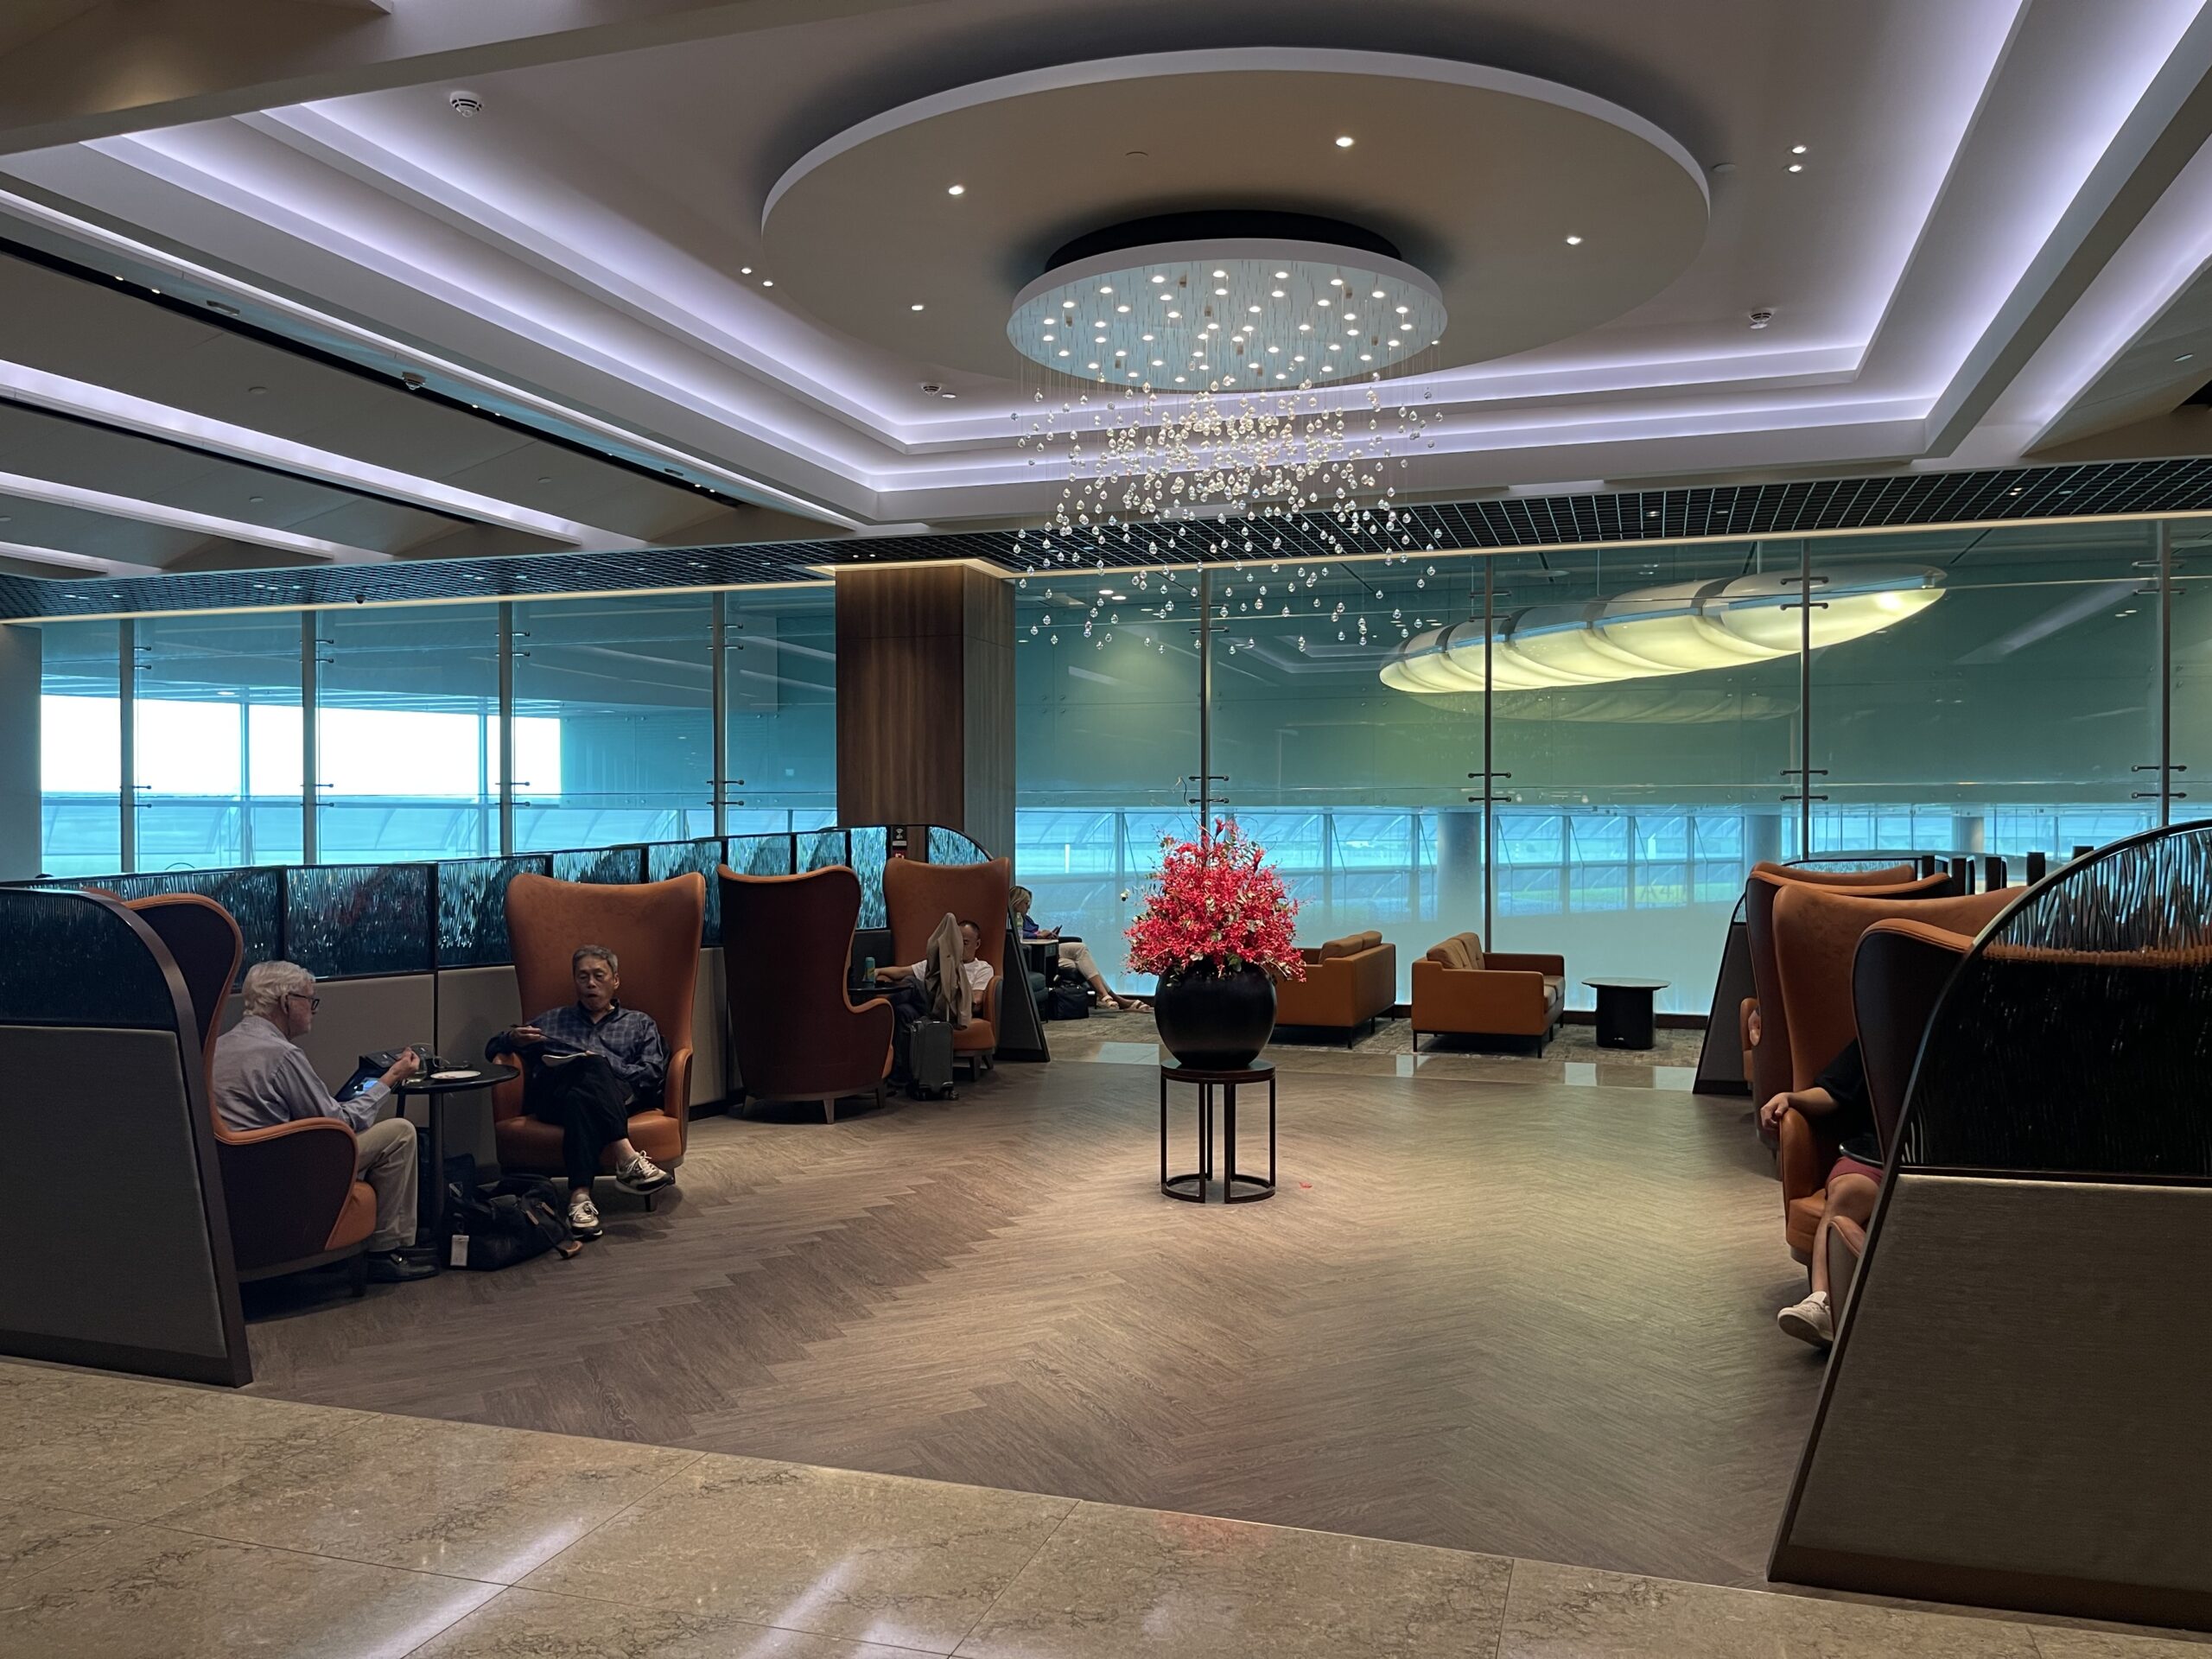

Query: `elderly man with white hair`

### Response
(211, 959, 432, 1283)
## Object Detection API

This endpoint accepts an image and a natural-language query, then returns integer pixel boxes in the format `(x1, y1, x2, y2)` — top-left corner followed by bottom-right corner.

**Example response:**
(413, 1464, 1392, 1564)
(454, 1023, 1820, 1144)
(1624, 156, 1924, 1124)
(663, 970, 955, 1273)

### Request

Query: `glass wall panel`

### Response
(1484, 543, 1800, 1011)
(134, 613, 302, 872)
(316, 601, 503, 862)
(1014, 569, 1202, 993)
(37, 619, 121, 877)
(725, 588, 836, 831)
(1812, 523, 2162, 862)
(2175, 537, 2211, 828)
(512, 594, 713, 850)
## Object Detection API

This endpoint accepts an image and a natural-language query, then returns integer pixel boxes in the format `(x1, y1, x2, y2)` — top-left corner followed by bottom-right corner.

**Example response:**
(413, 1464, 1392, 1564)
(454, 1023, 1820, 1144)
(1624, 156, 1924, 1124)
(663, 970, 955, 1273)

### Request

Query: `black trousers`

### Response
(525, 1057, 634, 1189)
(880, 981, 932, 1084)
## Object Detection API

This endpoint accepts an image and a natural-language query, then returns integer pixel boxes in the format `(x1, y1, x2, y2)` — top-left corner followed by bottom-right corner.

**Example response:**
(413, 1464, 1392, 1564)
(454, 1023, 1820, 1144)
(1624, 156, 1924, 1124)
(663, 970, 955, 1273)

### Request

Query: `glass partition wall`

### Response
(1014, 520, 2197, 1004)
(31, 588, 838, 877)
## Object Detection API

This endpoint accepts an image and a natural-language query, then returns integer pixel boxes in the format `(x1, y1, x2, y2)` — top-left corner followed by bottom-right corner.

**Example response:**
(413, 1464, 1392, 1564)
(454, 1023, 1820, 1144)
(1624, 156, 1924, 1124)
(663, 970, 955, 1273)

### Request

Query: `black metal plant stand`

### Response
(1159, 1060, 1276, 1203)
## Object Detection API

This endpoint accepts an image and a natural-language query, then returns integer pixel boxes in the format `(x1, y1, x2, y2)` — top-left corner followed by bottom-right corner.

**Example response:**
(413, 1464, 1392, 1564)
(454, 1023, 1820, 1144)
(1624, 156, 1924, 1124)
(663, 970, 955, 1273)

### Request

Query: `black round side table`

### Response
(1160, 1060, 1275, 1204)
(396, 1064, 518, 1249)
(1582, 978, 1670, 1051)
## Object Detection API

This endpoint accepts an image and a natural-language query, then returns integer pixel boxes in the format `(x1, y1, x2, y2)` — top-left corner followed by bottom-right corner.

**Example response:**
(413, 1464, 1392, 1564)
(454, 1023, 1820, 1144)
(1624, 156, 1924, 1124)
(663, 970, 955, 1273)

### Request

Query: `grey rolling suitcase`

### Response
(908, 1018, 957, 1099)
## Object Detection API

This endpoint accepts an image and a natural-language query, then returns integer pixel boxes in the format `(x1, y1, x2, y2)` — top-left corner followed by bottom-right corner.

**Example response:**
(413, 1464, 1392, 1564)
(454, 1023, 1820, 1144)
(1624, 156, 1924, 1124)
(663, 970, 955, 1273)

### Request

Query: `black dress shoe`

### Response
(365, 1250, 438, 1282)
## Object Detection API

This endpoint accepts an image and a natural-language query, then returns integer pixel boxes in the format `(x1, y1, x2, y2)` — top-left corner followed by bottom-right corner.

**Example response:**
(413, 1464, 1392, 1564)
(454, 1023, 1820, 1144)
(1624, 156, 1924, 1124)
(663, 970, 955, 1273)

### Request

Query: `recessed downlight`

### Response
(1787, 162, 1803, 174)
(909, 302, 925, 311)
(1334, 135, 1355, 148)
(947, 183, 966, 195)
(1564, 234, 1583, 246)
(1791, 144, 1808, 156)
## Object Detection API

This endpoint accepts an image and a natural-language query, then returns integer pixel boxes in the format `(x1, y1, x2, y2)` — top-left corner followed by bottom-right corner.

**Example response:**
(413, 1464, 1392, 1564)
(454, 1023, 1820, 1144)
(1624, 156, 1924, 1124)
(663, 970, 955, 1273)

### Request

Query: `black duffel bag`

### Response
(442, 1159, 579, 1270)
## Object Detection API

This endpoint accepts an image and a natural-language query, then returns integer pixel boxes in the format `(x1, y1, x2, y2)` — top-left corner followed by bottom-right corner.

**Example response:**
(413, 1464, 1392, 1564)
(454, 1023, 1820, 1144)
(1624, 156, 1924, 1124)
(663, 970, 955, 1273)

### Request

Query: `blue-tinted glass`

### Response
(110, 868, 283, 977)
(514, 595, 714, 850)
(725, 589, 836, 826)
(725, 834, 793, 877)
(286, 864, 432, 978)
(646, 838, 723, 944)
(849, 826, 887, 928)
(38, 619, 122, 878)
(437, 856, 550, 967)
(0, 890, 180, 1027)
(134, 612, 302, 872)
(318, 603, 500, 862)
(799, 829, 849, 872)
(552, 847, 645, 885)
(928, 826, 987, 864)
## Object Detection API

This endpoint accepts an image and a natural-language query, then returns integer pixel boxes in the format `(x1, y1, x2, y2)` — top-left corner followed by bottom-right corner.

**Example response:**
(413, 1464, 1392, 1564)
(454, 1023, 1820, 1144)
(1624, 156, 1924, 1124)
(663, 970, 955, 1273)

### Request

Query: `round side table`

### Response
(1159, 1060, 1275, 1204)
(396, 1064, 519, 1250)
(1581, 978, 1669, 1051)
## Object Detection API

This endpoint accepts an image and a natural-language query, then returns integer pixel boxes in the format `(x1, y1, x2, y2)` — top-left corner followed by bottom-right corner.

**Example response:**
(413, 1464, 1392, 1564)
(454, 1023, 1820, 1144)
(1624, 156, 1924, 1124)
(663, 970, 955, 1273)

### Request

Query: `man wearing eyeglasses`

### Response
(212, 959, 429, 1282)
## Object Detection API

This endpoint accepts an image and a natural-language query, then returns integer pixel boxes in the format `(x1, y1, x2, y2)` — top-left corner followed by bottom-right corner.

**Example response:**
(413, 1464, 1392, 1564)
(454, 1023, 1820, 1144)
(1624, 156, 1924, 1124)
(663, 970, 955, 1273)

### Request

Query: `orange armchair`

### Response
(720, 864, 894, 1122)
(1768, 884, 2013, 1261)
(1274, 931, 1397, 1045)
(1410, 931, 1563, 1052)
(885, 855, 1010, 1079)
(495, 871, 703, 1177)
(131, 893, 378, 1287)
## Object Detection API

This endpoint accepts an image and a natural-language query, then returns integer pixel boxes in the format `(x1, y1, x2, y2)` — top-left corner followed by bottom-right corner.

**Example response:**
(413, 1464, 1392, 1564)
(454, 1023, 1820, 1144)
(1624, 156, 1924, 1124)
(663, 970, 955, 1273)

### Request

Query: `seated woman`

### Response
(486, 944, 674, 1241)
(1758, 1037, 1880, 1349)
(1009, 885, 1144, 1010)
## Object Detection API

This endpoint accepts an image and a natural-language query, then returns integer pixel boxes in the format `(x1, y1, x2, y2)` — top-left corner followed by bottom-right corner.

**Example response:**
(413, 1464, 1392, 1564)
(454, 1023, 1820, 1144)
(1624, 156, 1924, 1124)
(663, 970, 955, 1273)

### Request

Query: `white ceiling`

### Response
(3, 0, 2212, 579)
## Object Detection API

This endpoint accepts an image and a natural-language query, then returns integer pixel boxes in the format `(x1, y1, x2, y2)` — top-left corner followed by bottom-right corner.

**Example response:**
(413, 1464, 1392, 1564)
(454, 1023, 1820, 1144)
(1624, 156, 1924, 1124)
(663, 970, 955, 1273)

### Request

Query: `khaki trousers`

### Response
(354, 1116, 419, 1253)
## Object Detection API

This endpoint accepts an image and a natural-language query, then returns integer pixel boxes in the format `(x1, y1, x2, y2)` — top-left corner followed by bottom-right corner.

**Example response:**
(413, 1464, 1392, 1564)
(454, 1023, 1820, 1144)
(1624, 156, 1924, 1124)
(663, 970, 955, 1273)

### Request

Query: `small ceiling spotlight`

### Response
(909, 302, 925, 311)
(946, 183, 966, 195)
(740, 265, 753, 275)
(1791, 144, 1808, 155)
(1334, 135, 1355, 148)
(1787, 162, 1804, 174)
(1564, 234, 1584, 245)
(760, 278, 774, 287)
(2177, 353, 2196, 363)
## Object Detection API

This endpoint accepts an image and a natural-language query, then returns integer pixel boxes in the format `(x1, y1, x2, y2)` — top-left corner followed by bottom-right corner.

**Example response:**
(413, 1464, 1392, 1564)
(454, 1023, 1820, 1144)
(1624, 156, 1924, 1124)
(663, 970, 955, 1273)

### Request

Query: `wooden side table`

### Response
(1159, 1060, 1275, 1204)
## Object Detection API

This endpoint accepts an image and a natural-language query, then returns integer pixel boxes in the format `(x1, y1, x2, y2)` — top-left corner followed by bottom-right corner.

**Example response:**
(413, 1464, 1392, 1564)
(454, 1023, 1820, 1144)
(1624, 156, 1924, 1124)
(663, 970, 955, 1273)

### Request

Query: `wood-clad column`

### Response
(835, 565, 1014, 859)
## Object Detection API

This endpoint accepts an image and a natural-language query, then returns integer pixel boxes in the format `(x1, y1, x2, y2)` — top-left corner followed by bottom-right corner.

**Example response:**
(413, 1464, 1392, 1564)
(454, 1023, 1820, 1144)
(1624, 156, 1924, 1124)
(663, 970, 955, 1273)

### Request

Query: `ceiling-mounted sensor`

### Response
(448, 90, 485, 118)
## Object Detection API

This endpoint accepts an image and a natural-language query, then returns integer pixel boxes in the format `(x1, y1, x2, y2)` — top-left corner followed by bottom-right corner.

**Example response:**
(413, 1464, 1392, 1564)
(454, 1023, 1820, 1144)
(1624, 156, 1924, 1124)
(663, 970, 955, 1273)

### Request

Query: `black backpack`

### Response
(442, 1163, 579, 1270)
(1046, 978, 1092, 1020)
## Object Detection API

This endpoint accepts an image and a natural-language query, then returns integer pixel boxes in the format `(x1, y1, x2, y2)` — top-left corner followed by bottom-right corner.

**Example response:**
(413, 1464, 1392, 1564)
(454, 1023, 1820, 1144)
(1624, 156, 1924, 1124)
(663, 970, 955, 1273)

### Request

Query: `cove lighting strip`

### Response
(0, 185, 863, 531)
(1381, 567, 1943, 693)
(0, 467, 388, 564)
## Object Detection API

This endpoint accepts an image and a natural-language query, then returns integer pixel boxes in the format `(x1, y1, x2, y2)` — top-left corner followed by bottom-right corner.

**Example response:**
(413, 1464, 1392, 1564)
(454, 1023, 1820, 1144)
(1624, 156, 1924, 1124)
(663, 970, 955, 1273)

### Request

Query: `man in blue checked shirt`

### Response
(486, 944, 674, 1240)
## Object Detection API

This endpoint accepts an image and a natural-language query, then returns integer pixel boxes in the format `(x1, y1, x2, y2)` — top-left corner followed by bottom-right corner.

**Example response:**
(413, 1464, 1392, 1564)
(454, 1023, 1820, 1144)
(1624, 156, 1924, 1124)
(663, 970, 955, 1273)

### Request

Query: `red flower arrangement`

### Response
(1125, 819, 1304, 982)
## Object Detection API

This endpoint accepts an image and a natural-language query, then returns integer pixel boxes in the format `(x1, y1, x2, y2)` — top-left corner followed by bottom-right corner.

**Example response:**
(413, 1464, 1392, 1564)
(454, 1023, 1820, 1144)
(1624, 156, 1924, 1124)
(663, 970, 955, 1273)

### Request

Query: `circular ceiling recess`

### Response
(763, 48, 1708, 382)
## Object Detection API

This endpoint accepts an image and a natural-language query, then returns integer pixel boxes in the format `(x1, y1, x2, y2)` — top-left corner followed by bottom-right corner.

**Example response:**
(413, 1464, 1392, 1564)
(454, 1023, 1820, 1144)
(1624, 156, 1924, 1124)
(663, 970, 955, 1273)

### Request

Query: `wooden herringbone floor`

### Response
(238, 1059, 1822, 1591)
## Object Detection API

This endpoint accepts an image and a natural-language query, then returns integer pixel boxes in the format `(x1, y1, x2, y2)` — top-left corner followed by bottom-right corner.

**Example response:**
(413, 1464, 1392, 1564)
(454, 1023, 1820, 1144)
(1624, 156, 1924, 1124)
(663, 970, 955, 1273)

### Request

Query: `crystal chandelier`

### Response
(1004, 219, 1449, 579)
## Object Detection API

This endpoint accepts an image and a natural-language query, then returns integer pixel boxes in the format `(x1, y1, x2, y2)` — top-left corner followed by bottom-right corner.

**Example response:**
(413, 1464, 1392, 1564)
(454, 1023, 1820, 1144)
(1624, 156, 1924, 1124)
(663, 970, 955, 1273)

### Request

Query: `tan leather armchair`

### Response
(720, 864, 894, 1122)
(134, 894, 378, 1287)
(1274, 931, 1396, 1045)
(1410, 931, 1564, 1052)
(1745, 863, 1949, 1116)
(495, 871, 703, 1176)
(1769, 885, 2012, 1261)
(885, 855, 1010, 1079)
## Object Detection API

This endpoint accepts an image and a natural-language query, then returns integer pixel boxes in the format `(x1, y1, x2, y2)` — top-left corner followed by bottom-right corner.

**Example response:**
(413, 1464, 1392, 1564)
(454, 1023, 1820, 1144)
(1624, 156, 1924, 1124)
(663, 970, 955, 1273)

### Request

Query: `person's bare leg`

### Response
(1781, 1171, 1878, 1346)
(1810, 1172, 1878, 1296)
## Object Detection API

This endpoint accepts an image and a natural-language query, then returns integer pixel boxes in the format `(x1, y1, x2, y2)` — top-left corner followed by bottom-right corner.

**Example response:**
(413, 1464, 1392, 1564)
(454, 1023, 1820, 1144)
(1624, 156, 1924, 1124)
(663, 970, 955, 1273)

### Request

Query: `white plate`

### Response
(431, 1069, 480, 1081)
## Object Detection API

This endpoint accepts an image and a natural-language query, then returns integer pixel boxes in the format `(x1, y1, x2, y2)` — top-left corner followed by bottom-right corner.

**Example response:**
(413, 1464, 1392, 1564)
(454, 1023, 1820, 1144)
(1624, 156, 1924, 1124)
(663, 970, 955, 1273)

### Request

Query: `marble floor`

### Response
(2, 1358, 2201, 1659)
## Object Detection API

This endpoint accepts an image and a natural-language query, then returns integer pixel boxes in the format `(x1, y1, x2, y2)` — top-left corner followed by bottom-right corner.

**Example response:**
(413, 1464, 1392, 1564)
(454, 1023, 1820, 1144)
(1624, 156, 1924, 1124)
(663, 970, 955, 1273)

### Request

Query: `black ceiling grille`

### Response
(7, 455, 2212, 620)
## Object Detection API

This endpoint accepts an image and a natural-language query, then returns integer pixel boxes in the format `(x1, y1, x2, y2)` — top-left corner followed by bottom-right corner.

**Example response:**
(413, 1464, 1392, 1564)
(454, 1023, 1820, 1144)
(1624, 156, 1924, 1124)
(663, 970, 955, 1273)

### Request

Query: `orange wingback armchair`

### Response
(1769, 884, 2012, 1261)
(130, 893, 378, 1286)
(884, 855, 1010, 1078)
(495, 872, 703, 1176)
(1274, 931, 1397, 1045)
(1410, 931, 1564, 1051)
(719, 864, 894, 1122)
(1744, 863, 1948, 1116)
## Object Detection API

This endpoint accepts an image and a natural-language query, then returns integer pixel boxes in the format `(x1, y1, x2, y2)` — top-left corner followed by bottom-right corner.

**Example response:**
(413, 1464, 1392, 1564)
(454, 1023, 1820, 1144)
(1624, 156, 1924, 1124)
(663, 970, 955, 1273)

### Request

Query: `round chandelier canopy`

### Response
(1009, 213, 1446, 391)
(1380, 568, 1946, 695)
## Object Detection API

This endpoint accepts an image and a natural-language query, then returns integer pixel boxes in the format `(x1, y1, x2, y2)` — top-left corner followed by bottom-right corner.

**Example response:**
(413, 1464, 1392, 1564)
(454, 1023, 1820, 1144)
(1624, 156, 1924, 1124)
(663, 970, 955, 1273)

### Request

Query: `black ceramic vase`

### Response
(1152, 963, 1276, 1070)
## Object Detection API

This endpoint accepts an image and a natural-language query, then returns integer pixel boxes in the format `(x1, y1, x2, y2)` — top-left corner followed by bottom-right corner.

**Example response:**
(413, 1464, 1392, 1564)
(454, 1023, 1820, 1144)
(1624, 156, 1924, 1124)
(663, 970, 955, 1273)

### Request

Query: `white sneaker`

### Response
(1777, 1289, 1834, 1348)
(568, 1193, 603, 1239)
(616, 1153, 674, 1194)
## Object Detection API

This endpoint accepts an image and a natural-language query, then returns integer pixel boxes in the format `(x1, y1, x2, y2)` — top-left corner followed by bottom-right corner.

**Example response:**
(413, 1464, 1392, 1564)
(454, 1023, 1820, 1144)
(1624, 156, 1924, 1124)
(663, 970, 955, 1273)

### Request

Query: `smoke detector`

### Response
(1748, 308, 1774, 329)
(448, 90, 485, 118)
(919, 382, 957, 399)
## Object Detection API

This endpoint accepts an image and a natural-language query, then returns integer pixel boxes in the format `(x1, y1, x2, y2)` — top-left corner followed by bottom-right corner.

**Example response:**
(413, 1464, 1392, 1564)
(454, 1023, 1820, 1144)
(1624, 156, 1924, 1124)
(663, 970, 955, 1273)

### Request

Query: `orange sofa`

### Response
(1767, 883, 2013, 1261)
(1274, 931, 1396, 1045)
(1410, 931, 1564, 1052)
